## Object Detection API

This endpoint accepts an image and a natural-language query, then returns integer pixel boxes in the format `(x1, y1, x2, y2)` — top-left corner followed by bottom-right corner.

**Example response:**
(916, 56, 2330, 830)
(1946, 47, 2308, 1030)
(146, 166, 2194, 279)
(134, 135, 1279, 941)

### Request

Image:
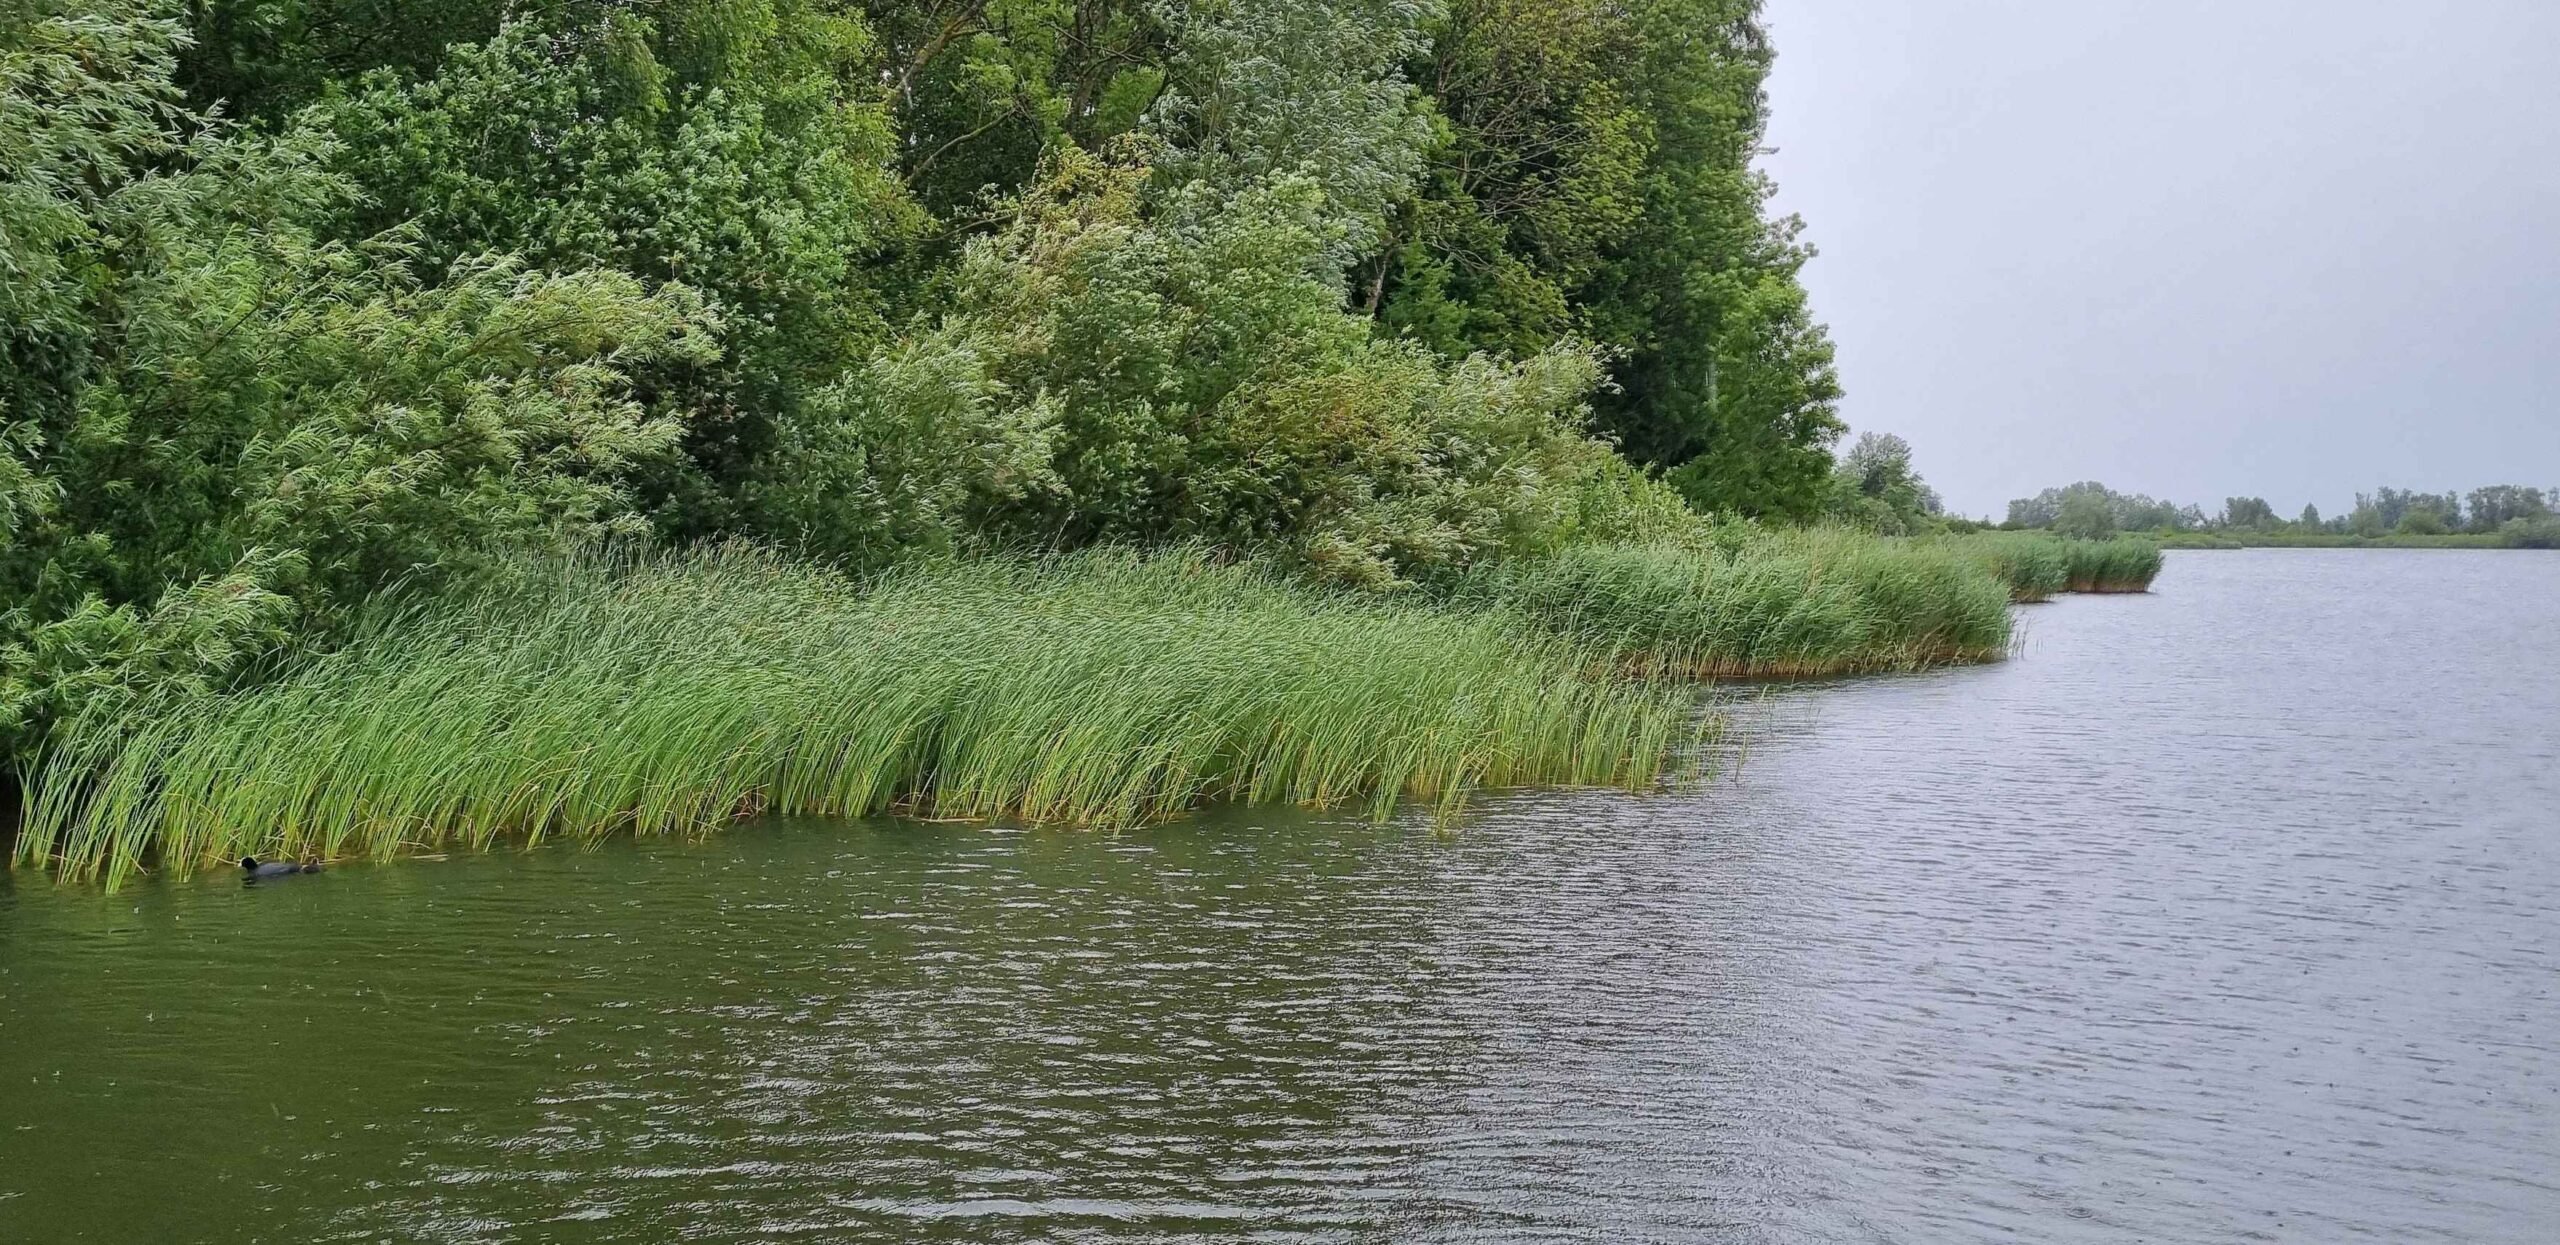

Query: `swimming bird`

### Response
(240, 856, 322, 879)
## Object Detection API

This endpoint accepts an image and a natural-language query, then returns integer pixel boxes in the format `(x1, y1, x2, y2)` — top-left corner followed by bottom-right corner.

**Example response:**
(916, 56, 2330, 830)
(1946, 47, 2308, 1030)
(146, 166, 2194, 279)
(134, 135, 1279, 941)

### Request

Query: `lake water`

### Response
(3, 549, 2555, 1243)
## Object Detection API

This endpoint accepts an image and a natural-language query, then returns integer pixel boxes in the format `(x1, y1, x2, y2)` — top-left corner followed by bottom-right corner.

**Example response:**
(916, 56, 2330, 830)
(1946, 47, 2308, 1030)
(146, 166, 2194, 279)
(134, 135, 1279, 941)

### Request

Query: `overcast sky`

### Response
(1757, 0, 2560, 520)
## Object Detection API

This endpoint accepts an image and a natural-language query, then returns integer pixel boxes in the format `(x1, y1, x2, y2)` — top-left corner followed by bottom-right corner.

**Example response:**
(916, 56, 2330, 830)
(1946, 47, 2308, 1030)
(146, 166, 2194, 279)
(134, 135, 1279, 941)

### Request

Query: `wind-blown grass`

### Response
(1940, 533, 2163, 598)
(1459, 530, 2016, 679)
(18, 548, 1695, 885)
(2058, 538, 2165, 593)
(1946, 533, 2071, 603)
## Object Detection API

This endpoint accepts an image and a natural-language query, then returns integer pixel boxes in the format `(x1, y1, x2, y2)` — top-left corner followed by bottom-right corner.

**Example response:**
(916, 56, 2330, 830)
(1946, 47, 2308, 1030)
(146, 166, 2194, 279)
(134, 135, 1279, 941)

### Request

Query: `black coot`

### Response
(240, 856, 322, 879)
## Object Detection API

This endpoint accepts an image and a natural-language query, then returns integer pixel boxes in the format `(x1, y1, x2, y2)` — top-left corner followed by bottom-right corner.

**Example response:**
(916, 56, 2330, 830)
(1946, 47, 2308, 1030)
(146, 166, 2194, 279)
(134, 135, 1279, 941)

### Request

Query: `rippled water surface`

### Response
(4, 550, 2556, 1243)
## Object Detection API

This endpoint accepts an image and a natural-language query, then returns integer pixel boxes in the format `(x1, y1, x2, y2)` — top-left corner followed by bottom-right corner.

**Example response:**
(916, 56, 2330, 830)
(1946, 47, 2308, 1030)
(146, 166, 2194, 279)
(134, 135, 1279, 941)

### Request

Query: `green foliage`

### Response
(1453, 528, 2013, 678)
(0, 2, 716, 754)
(19, 546, 1694, 884)
(2357, 486, 2462, 534)
(6, 0, 1916, 801)
(864, 0, 1168, 219)
(1372, 0, 1649, 357)
(2057, 538, 2163, 593)
(2053, 493, 2120, 541)
(1822, 432, 1944, 534)
(1940, 532, 2162, 599)
(843, 151, 1624, 588)
(2152, 529, 2500, 550)
(1365, 0, 1842, 518)
(174, 0, 503, 119)
(304, 7, 920, 533)
(2395, 508, 2451, 537)
(2008, 481, 2202, 532)
(2222, 496, 2278, 529)
(1155, 0, 1438, 254)
(2464, 484, 2549, 533)
(1576, 0, 1843, 520)
(2500, 515, 2560, 549)
(1944, 534, 2071, 603)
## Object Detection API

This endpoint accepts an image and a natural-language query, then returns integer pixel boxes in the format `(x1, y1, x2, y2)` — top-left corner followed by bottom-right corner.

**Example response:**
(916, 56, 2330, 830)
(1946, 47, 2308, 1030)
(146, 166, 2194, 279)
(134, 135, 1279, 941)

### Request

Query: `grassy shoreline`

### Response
(14, 530, 2047, 885)
(19, 549, 1706, 885)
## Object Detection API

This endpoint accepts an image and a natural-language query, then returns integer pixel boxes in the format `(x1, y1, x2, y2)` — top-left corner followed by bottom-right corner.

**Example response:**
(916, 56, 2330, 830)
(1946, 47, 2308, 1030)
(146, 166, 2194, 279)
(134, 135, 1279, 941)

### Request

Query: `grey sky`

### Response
(1757, 0, 2560, 521)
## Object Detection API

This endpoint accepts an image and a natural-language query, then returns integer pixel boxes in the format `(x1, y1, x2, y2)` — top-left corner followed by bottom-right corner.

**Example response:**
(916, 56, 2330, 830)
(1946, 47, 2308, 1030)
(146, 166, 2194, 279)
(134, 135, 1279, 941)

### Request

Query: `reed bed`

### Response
(17, 548, 1696, 885)
(1459, 531, 2016, 679)
(1940, 533, 2162, 598)
(2057, 538, 2165, 593)
(1945, 534, 2072, 603)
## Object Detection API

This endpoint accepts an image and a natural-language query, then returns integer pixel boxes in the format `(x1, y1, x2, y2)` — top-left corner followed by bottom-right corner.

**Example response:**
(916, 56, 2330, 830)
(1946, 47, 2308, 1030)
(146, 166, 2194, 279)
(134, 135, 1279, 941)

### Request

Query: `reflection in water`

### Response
(2, 549, 2556, 1242)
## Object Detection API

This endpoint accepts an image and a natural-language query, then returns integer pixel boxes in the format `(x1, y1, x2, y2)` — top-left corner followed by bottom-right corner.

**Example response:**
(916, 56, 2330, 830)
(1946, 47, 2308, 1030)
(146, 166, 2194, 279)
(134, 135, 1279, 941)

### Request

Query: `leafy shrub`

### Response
(805, 150, 1629, 588)
(2501, 515, 2560, 549)
(0, 4, 716, 753)
(305, 7, 919, 533)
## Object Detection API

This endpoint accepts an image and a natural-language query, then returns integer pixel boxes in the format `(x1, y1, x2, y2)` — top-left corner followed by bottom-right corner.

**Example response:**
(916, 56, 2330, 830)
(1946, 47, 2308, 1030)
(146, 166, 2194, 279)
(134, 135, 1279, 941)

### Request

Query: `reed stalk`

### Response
(17, 547, 1699, 885)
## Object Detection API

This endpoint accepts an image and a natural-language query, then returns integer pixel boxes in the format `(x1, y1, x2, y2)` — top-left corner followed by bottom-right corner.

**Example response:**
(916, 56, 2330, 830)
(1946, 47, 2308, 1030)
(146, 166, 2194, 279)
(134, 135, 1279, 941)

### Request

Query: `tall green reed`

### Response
(1940, 533, 2162, 599)
(2058, 538, 2165, 592)
(1944, 533, 2071, 602)
(17, 547, 1698, 885)
(1457, 529, 2016, 679)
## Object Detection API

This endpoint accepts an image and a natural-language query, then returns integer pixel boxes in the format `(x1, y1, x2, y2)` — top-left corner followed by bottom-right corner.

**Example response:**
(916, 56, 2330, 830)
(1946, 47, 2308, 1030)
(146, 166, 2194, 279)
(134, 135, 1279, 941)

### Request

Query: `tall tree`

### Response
(1369, 0, 1649, 358)
(2221, 497, 2278, 529)
(1573, 0, 1840, 519)
(2463, 484, 2548, 532)
(300, 3, 921, 534)
(1383, 0, 1842, 518)
(861, 0, 1167, 221)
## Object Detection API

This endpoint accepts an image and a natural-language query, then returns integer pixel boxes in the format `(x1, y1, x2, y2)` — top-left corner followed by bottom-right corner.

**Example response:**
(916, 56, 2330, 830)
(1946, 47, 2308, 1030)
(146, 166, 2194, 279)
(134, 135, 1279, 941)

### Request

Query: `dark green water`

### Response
(5, 550, 2558, 1242)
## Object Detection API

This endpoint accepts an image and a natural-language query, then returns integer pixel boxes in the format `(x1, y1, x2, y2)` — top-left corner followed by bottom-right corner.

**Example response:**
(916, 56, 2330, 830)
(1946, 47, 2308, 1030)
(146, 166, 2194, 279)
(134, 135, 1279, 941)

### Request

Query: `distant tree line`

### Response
(2003, 483, 2206, 538)
(2003, 481, 2560, 546)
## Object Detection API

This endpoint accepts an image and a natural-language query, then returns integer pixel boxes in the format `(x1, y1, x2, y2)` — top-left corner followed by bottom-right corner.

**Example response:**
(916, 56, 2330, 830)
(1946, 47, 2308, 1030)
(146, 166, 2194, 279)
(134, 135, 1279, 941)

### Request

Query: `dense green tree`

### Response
(174, 0, 503, 119)
(799, 151, 1621, 587)
(1154, 0, 1436, 254)
(861, 0, 1166, 221)
(2462, 484, 2548, 533)
(2221, 497, 2278, 529)
(0, 2, 714, 748)
(1574, 0, 1842, 519)
(2053, 493, 2119, 541)
(1361, 0, 1841, 518)
(2502, 515, 2560, 548)
(2007, 482, 2203, 532)
(2, 0, 1873, 766)
(868, 0, 1436, 261)
(1823, 432, 1941, 534)
(2396, 508, 2450, 536)
(301, 5, 920, 534)
(1369, 0, 1648, 358)
(2357, 487, 2461, 534)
